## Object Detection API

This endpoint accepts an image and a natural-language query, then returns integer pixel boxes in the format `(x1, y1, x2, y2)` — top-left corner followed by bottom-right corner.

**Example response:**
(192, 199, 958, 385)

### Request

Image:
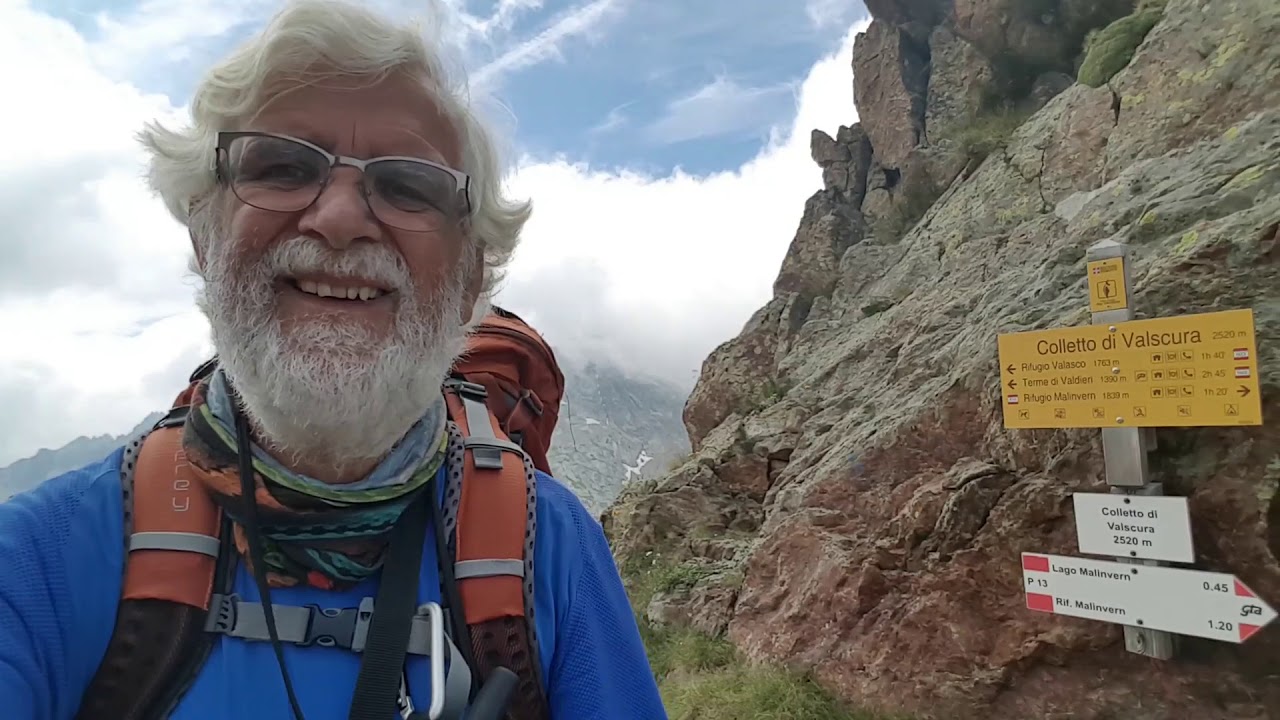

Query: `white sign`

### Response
(1022, 553, 1276, 643)
(1072, 493, 1194, 563)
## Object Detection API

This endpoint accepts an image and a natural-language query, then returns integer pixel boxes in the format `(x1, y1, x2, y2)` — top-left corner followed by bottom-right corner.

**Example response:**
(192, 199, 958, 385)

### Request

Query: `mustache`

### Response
(259, 236, 413, 293)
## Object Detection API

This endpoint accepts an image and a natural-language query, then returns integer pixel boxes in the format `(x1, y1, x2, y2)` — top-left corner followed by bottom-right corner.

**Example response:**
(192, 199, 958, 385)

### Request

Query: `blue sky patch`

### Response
(41, 0, 868, 176)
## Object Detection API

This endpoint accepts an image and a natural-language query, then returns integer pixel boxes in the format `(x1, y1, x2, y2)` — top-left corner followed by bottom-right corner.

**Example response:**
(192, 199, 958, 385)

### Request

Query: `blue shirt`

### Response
(0, 447, 666, 719)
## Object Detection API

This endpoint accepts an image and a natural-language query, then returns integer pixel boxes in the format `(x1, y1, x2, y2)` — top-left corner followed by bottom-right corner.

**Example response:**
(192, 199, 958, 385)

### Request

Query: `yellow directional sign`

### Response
(999, 309, 1262, 428)
(1087, 257, 1127, 312)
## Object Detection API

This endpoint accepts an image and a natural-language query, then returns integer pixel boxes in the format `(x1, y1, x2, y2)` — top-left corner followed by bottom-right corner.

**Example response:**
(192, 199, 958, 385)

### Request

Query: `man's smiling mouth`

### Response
(280, 274, 396, 302)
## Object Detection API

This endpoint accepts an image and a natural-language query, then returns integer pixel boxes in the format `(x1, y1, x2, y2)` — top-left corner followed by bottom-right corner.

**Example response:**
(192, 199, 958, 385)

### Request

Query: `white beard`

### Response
(196, 232, 475, 472)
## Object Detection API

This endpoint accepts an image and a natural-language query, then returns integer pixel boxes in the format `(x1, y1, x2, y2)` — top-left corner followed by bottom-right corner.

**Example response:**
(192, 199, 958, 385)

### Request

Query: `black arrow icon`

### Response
(1238, 385, 1251, 397)
(1006, 364, 1015, 374)
(1008, 379, 1018, 390)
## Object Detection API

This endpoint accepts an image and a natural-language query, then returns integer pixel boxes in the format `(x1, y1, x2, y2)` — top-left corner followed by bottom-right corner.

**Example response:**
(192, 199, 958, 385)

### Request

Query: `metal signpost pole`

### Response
(1085, 238, 1174, 659)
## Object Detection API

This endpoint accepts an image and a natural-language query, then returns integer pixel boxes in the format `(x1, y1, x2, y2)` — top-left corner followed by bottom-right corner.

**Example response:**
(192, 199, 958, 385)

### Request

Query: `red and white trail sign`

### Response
(1022, 553, 1276, 643)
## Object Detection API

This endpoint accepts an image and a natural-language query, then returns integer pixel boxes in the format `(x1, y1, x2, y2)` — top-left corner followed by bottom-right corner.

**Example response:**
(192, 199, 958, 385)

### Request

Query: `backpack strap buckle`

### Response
(204, 595, 377, 652)
(444, 378, 488, 401)
(302, 597, 374, 650)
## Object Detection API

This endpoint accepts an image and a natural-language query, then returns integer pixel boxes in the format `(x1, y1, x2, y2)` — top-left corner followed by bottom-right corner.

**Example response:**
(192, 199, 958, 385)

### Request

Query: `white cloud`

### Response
(494, 19, 865, 383)
(471, 0, 627, 88)
(587, 101, 634, 136)
(806, 0, 862, 30)
(0, 0, 868, 465)
(88, 0, 265, 78)
(642, 75, 798, 145)
(448, 0, 545, 42)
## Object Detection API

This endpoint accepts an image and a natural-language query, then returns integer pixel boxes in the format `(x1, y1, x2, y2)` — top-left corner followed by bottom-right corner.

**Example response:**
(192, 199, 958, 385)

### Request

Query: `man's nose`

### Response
(296, 168, 381, 249)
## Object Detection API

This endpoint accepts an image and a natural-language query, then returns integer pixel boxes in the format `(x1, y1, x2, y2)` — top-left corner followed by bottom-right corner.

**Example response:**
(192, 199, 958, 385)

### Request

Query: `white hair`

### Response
(139, 0, 530, 294)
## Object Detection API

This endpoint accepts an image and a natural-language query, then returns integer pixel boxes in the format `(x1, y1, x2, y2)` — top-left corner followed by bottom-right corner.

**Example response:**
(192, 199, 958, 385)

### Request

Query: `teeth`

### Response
(294, 279, 383, 300)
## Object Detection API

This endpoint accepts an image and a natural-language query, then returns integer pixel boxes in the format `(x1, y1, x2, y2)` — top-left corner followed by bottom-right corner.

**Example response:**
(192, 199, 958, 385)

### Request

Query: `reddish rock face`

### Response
(729, 393, 1280, 719)
(852, 20, 929, 171)
(607, 1, 1280, 718)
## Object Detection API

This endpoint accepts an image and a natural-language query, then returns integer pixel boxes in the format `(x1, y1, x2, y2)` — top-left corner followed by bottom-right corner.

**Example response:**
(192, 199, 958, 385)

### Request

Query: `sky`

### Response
(0, 0, 869, 466)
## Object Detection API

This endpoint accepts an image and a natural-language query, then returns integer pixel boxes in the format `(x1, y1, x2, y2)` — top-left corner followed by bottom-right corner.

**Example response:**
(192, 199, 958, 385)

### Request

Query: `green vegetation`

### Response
(871, 169, 942, 244)
(1077, 3, 1165, 87)
(661, 662, 890, 720)
(621, 553, 907, 720)
(945, 107, 1035, 166)
(736, 377, 793, 415)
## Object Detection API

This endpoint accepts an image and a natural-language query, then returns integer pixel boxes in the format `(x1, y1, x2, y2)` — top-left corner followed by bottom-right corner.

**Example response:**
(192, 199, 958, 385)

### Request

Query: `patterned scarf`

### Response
(181, 374, 447, 590)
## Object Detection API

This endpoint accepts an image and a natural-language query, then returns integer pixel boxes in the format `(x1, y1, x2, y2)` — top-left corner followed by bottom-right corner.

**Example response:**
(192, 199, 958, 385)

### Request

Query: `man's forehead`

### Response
(243, 69, 463, 165)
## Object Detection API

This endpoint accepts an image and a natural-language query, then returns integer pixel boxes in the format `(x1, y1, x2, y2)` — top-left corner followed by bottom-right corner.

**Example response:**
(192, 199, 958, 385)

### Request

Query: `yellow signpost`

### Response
(1009, 239, 1271, 660)
(999, 308, 1261, 429)
(1087, 257, 1127, 312)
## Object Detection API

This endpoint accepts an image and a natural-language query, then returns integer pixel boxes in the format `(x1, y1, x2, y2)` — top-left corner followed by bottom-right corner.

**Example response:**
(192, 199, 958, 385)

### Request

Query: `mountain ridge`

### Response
(1, 362, 688, 514)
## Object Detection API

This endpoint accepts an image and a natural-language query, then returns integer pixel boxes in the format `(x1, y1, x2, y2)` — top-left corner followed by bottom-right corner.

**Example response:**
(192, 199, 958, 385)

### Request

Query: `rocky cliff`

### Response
(603, 0, 1280, 718)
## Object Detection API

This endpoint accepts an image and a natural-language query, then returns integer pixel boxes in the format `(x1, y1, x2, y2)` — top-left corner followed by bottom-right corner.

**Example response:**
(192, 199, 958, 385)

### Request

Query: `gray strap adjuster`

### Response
(205, 594, 376, 651)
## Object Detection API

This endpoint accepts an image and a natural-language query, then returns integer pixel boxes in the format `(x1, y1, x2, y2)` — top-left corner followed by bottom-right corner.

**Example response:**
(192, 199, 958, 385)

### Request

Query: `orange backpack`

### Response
(75, 307, 565, 720)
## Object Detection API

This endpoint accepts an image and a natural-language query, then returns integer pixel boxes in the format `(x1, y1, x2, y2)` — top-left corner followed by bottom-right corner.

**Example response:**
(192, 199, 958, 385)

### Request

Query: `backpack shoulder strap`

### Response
(443, 380, 551, 720)
(77, 395, 231, 720)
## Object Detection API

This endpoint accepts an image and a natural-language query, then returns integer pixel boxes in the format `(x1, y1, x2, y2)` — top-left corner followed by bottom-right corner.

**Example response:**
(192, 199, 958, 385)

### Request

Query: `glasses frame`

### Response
(213, 130, 474, 230)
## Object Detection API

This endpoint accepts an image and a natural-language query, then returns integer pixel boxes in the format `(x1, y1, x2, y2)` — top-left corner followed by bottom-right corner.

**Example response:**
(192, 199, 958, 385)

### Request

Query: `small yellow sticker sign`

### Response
(998, 309, 1262, 429)
(1087, 258, 1127, 312)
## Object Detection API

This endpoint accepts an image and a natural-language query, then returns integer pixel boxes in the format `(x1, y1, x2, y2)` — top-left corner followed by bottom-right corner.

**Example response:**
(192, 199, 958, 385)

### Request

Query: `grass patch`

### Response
(644, 623, 739, 679)
(621, 554, 909, 720)
(734, 377, 794, 416)
(661, 662, 884, 720)
(656, 561, 718, 595)
(944, 107, 1034, 166)
(1077, 5, 1164, 87)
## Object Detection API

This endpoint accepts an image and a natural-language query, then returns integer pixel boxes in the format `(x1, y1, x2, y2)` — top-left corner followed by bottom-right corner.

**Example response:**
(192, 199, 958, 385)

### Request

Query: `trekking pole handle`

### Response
(467, 666, 519, 720)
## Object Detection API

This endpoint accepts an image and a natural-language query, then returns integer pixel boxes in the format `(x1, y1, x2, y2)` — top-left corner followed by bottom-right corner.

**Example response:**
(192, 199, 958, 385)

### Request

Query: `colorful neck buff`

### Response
(181, 370, 447, 590)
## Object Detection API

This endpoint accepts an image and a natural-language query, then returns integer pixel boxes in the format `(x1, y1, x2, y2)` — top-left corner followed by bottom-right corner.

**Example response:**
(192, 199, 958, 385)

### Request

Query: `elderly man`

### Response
(0, 1, 666, 719)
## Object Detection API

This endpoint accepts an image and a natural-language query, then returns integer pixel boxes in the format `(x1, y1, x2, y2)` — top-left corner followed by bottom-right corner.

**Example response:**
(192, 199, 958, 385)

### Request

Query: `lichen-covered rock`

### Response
(731, 103, 1280, 714)
(951, 0, 1069, 68)
(925, 26, 995, 144)
(852, 19, 929, 170)
(608, 1, 1280, 717)
(1104, 0, 1280, 177)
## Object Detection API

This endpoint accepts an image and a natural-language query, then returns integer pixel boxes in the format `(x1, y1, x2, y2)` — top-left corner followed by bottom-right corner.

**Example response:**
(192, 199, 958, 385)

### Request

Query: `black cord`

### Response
(233, 403, 308, 720)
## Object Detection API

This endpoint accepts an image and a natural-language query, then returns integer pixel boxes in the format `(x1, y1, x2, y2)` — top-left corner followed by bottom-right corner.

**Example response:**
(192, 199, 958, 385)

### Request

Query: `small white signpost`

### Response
(1072, 493, 1194, 563)
(1022, 553, 1277, 643)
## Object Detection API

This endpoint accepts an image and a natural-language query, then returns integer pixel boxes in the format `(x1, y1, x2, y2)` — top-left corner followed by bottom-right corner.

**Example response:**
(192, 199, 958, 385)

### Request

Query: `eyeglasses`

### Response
(214, 131, 472, 232)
